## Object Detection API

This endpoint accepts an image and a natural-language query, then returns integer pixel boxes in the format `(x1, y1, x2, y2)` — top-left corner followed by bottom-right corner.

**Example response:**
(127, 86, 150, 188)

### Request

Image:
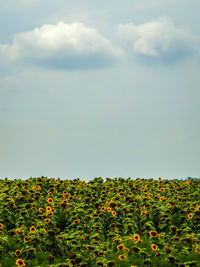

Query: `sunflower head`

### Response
(151, 244, 158, 251)
(16, 259, 25, 266)
(29, 226, 36, 232)
(15, 250, 22, 257)
(118, 254, 127, 260)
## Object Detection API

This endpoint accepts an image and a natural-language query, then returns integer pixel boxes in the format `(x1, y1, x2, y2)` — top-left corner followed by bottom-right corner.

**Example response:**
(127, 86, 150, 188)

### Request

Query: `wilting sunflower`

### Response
(16, 259, 25, 266)
(118, 254, 127, 260)
(164, 246, 173, 254)
(151, 244, 158, 251)
(15, 250, 22, 257)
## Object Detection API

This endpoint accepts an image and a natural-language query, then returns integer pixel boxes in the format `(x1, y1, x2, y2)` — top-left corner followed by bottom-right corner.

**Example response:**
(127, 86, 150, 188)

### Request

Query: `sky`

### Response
(0, 0, 200, 181)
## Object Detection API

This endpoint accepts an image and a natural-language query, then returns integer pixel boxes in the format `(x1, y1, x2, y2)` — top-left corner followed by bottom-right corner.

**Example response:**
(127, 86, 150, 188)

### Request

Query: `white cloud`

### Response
(0, 22, 123, 70)
(116, 17, 198, 63)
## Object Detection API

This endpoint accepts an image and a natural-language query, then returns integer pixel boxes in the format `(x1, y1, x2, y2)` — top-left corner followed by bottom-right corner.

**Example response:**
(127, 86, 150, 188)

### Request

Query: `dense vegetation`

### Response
(0, 176, 200, 267)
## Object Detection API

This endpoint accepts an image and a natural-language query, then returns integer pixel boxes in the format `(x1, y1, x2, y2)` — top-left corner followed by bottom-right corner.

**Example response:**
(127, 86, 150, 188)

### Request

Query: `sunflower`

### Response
(132, 246, 140, 253)
(111, 211, 116, 216)
(118, 254, 127, 260)
(16, 259, 25, 266)
(35, 185, 41, 190)
(113, 238, 122, 243)
(29, 226, 36, 232)
(45, 218, 51, 224)
(100, 207, 106, 212)
(46, 206, 52, 212)
(48, 191, 53, 197)
(38, 208, 44, 213)
(188, 213, 193, 219)
(166, 203, 172, 208)
(73, 220, 80, 224)
(167, 256, 176, 262)
(0, 223, 3, 229)
(151, 244, 158, 251)
(27, 248, 36, 253)
(106, 202, 110, 206)
(164, 246, 173, 254)
(15, 228, 21, 235)
(107, 207, 112, 212)
(117, 244, 125, 250)
(133, 234, 141, 241)
(149, 231, 158, 238)
(48, 198, 53, 204)
(15, 250, 22, 257)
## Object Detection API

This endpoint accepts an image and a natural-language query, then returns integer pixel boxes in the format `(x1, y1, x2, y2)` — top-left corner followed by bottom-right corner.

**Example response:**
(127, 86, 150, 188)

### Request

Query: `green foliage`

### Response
(0, 177, 199, 266)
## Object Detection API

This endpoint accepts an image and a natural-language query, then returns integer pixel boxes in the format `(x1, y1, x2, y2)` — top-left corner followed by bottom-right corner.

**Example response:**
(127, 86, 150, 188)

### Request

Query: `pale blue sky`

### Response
(0, 0, 200, 180)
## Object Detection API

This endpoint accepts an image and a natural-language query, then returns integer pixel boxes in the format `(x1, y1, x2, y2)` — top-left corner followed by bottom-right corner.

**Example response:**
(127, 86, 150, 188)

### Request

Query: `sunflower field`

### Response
(0, 176, 200, 267)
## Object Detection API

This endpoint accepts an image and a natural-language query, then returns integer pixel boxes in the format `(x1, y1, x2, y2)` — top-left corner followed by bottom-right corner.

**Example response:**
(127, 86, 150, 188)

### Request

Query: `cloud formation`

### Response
(116, 17, 198, 64)
(0, 22, 123, 70)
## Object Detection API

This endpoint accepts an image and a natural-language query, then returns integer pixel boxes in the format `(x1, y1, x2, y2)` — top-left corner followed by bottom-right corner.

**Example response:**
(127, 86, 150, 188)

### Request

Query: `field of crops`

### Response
(0, 177, 200, 267)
